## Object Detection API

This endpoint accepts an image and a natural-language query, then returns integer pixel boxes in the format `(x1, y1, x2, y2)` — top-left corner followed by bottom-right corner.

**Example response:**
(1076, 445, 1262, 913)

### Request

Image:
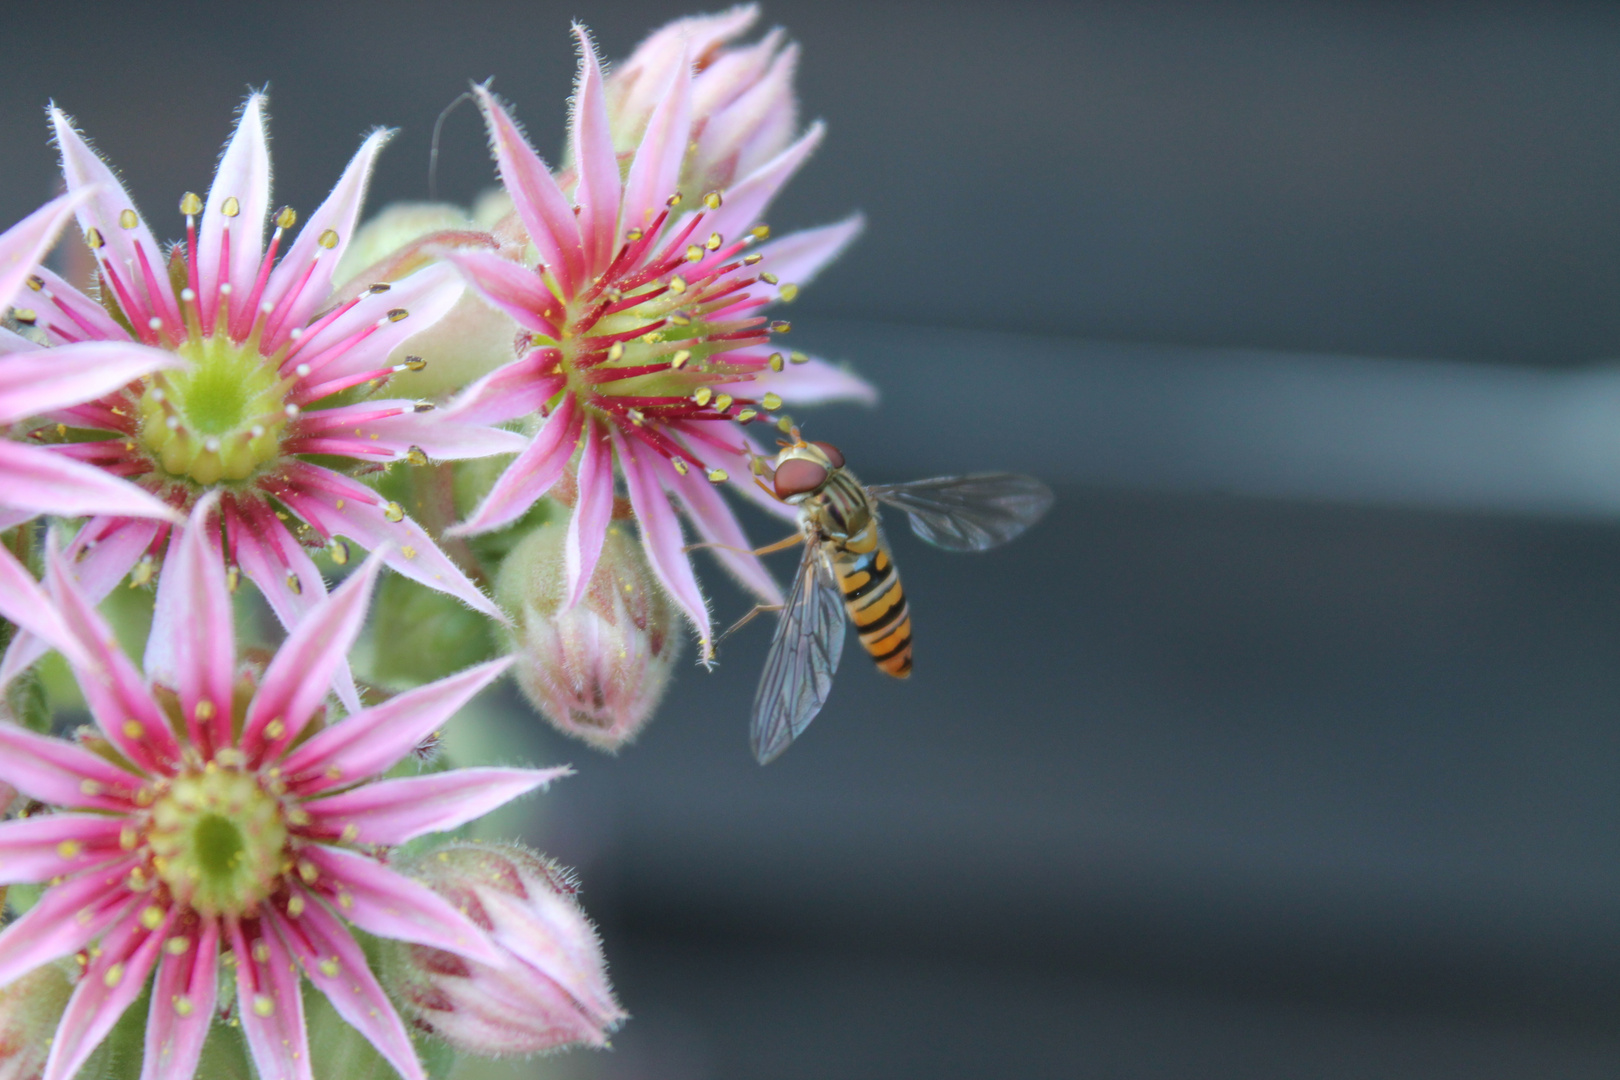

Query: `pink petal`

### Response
(142, 919, 219, 1080)
(300, 844, 505, 966)
(281, 658, 512, 793)
(621, 40, 693, 245)
(226, 500, 362, 717)
(0, 516, 160, 686)
(707, 121, 823, 244)
(656, 449, 781, 604)
(672, 419, 797, 522)
(290, 399, 527, 462)
(241, 548, 384, 761)
(49, 107, 177, 322)
(230, 917, 313, 1080)
(442, 354, 564, 427)
(618, 5, 760, 123)
(271, 897, 426, 1080)
(449, 391, 582, 537)
(0, 326, 38, 355)
(20, 267, 129, 348)
(691, 26, 782, 119)
(144, 497, 234, 748)
(438, 248, 559, 335)
(43, 538, 181, 773)
(0, 191, 91, 313)
(0, 858, 136, 987)
(477, 885, 625, 1029)
(566, 418, 614, 607)
(42, 904, 169, 1080)
(474, 86, 585, 296)
(305, 766, 567, 846)
(0, 544, 89, 676)
(0, 442, 175, 523)
(288, 262, 462, 393)
(273, 463, 500, 620)
(696, 42, 800, 180)
(610, 425, 712, 657)
(198, 94, 271, 333)
(261, 128, 393, 351)
(754, 214, 864, 297)
(569, 25, 622, 275)
(0, 721, 141, 811)
(713, 351, 878, 406)
(0, 341, 177, 423)
(0, 813, 125, 884)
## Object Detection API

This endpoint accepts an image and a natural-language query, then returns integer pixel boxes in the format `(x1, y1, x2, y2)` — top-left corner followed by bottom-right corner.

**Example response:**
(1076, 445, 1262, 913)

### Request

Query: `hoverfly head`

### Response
(770, 438, 844, 503)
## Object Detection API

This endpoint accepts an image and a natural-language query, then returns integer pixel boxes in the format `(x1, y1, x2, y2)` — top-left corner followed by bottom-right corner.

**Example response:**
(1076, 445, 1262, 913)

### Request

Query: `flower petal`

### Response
(0, 190, 91, 313)
(656, 449, 781, 604)
(272, 897, 426, 1080)
(261, 128, 393, 353)
(0, 722, 141, 811)
(438, 247, 560, 335)
(570, 25, 622, 275)
(306, 766, 567, 846)
(620, 42, 692, 244)
(144, 496, 234, 748)
(477, 884, 625, 1030)
(449, 391, 582, 537)
(442, 354, 564, 427)
(0, 544, 89, 677)
(0, 442, 175, 523)
(142, 919, 219, 1080)
(0, 858, 136, 987)
(696, 40, 800, 183)
(0, 341, 178, 424)
(272, 463, 500, 620)
(0, 813, 126, 885)
(281, 658, 512, 793)
(611, 425, 712, 657)
(287, 262, 463, 395)
(672, 418, 796, 521)
(49, 107, 176, 322)
(754, 214, 864, 298)
(42, 904, 169, 1080)
(230, 917, 313, 1080)
(241, 548, 385, 761)
(198, 93, 271, 334)
(19, 267, 129, 349)
(566, 418, 614, 607)
(300, 844, 505, 966)
(713, 351, 877, 407)
(474, 86, 585, 295)
(707, 121, 823, 244)
(617, 5, 760, 124)
(288, 399, 527, 462)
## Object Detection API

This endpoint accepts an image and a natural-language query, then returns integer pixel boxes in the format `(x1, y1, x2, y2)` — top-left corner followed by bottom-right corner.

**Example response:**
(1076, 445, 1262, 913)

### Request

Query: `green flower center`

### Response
(148, 768, 288, 916)
(137, 334, 288, 485)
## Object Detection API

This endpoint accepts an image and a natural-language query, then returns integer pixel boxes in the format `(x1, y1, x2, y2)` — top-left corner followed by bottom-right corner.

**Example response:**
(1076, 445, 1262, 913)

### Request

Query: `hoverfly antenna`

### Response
(789, 426, 806, 448)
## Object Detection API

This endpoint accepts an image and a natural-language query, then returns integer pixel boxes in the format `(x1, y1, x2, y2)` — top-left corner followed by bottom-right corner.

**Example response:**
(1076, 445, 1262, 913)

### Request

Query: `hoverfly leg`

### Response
(719, 602, 784, 645)
(682, 533, 805, 558)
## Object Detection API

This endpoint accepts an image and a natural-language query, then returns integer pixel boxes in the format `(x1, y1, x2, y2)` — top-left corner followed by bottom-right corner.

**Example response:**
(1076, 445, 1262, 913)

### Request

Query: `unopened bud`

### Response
(495, 517, 680, 750)
(385, 841, 625, 1055)
(603, 8, 802, 197)
(0, 961, 73, 1080)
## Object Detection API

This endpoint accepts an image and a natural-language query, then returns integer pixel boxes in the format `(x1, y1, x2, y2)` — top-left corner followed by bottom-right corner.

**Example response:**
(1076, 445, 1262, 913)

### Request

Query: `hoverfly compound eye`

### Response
(773, 458, 830, 500)
(811, 441, 845, 468)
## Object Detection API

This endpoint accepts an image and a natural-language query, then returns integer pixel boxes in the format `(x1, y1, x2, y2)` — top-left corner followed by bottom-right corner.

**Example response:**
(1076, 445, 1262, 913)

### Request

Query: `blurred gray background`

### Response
(15, 1, 1620, 1077)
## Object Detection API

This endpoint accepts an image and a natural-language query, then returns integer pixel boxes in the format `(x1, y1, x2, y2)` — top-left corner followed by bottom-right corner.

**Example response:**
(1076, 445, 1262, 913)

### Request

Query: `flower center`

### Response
(148, 769, 288, 916)
(136, 334, 288, 485)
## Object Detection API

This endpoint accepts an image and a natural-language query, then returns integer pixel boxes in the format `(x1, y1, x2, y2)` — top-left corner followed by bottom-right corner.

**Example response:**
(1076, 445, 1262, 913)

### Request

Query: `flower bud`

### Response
(386, 841, 625, 1056)
(333, 200, 522, 399)
(605, 6, 801, 195)
(496, 516, 680, 750)
(0, 962, 72, 1080)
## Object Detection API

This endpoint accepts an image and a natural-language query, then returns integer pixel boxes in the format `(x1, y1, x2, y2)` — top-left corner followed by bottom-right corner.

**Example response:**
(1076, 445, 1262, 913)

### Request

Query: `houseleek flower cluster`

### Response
(0, 5, 870, 1076)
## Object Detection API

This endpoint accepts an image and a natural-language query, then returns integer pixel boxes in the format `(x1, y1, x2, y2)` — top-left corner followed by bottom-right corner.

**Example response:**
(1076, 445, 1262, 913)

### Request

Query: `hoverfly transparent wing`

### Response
(750, 542, 847, 764)
(867, 473, 1054, 552)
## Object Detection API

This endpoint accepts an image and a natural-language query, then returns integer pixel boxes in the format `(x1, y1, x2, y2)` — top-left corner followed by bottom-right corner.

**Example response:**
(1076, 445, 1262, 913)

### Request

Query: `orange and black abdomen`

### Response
(834, 540, 913, 678)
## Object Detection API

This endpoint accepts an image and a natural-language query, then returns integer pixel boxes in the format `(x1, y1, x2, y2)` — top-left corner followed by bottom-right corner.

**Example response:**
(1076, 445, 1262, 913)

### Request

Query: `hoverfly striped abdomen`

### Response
(834, 534, 912, 678)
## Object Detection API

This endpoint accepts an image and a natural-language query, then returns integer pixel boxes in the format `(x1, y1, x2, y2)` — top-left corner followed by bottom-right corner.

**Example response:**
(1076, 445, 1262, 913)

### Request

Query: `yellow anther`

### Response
(118, 209, 138, 230)
(402, 545, 417, 559)
(403, 356, 427, 372)
(777, 415, 795, 433)
(737, 408, 758, 423)
(85, 227, 104, 249)
(672, 459, 689, 475)
(340, 823, 360, 843)
(670, 350, 692, 369)
(750, 224, 771, 240)
(626, 229, 643, 242)
(707, 468, 729, 483)
(298, 860, 318, 884)
(387, 308, 409, 322)
(685, 244, 704, 262)
(286, 894, 306, 917)
(384, 501, 405, 522)
(606, 342, 624, 361)
(275, 206, 297, 230)
(789, 351, 809, 364)
(714, 393, 733, 413)
(760, 272, 779, 285)
(669, 276, 687, 294)
(122, 720, 144, 739)
(744, 253, 763, 265)
(779, 284, 799, 302)
(179, 192, 203, 216)
(666, 191, 683, 206)
(706, 232, 723, 250)
(252, 995, 275, 1018)
(141, 905, 165, 931)
(761, 393, 783, 411)
(770, 320, 791, 333)
(174, 995, 194, 1016)
(26, 274, 42, 291)
(330, 540, 349, 566)
(318, 229, 339, 249)
(670, 313, 691, 326)
(405, 446, 429, 467)
(703, 191, 723, 210)
(226, 566, 240, 592)
(627, 409, 645, 426)
(265, 719, 286, 740)
(286, 572, 302, 596)
(56, 840, 82, 859)
(252, 942, 271, 963)
(103, 963, 125, 988)
(166, 936, 191, 955)
(220, 197, 241, 218)
(318, 957, 341, 978)
(693, 388, 713, 407)
(195, 700, 215, 722)
(769, 353, 785, 372)
(120, 827, 138, 851)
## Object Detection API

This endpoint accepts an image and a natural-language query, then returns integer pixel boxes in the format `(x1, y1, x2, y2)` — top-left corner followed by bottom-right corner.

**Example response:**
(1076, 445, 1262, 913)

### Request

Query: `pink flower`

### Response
(1, 97, 520, 689)
(389, 841, 625, 1055)
(444, 26, 873, 655)
(0, 192, 181, 674)
(0, 498, 565, 1080)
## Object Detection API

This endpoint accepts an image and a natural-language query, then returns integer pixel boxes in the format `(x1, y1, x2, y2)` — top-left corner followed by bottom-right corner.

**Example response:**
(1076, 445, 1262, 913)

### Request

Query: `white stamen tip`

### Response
(295, 364, 311, 377)
(260, 301, 274, 314)
(180, 288, 196, 302)
(288, 328, 304, 341)
(218, 283, 232, 295)
(250, 425, 265, 438)
(204, 437, 220, 452)
(147, 316, 162, 330)
(165, 416, 180, 430)
(284, 404, 300, 417)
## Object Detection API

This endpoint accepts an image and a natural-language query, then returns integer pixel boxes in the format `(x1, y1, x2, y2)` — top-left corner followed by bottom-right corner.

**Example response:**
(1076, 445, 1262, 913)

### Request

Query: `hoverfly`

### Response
(741, 435, 1053, 764)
